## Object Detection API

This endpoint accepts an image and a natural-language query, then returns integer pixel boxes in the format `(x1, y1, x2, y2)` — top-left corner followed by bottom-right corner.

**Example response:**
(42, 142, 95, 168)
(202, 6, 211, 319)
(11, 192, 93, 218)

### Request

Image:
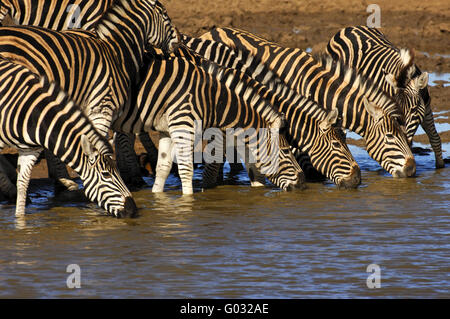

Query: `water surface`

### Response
(0, 144, 449, 298)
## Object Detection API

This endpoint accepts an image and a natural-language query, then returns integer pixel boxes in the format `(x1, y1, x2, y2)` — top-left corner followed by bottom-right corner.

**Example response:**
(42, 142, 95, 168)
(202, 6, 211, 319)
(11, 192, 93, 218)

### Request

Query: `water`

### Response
(0, 143, 449, 298)
(429, 72, 450, 87)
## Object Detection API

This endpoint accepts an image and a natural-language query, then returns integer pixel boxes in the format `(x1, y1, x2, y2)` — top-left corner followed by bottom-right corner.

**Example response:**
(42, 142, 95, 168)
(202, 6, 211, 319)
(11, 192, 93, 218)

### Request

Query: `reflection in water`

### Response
(0, 144, 448, 298)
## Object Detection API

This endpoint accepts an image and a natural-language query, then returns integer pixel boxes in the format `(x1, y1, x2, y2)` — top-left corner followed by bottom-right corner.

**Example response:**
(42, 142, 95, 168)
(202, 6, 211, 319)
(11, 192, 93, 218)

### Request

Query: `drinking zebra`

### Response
(115, 50, 309, 194)
(0, 0, 180, 195)
(326, 25, 444, 168)
(0, 59, 137, 217)
(115, 46, 360, 192)
(194, 28, 416, 178)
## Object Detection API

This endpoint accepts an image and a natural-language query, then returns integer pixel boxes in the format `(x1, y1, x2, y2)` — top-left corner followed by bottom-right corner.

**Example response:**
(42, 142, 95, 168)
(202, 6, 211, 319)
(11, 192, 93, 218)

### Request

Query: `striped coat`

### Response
(0, 58, 136, 217)
(326, 25, 444, 168)
(195, 28, 416, 178)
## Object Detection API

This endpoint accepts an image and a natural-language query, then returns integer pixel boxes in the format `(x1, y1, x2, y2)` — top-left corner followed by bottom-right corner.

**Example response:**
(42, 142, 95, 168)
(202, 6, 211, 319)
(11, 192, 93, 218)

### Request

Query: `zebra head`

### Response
(267, 135, 306, 191)
(363, 98, 416, 178)
(145, 0, 180, 53)
(80, 135, 137, 218)
(308, 109, 361, 189)
(253, 115, 305, 190)
(385, 71, 429, 145)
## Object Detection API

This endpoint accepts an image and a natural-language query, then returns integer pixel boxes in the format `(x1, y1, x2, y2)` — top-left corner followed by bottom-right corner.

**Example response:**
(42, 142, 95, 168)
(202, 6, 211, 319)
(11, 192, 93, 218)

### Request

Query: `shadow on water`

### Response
(0, 139, 449, 298)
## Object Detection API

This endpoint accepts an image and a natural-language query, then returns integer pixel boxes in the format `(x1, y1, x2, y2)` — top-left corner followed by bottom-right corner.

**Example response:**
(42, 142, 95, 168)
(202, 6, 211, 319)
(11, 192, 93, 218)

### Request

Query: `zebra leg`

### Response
(202, 163, 222, 189)
(0, 162, 16, 200)
(229, 146, 244, 176)
(15, 149, 41, 216)
(202, 133, 224, 189)
(0, 154, 17, 181)
(114, 132, 146, 189)
(152, 133, 174, 193)
(45, 150, 79, 194)
(421, 106, 444, 169)
(138, 132, 159, 174)
(171, 128, 195, 195)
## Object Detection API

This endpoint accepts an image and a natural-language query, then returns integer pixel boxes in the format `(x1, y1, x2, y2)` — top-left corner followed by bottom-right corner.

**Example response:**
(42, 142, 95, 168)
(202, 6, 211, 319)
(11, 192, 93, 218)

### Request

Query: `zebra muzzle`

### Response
(116, 196, 138, 218)
(337, 163, 361, 189)
(393, 156, 416, 178)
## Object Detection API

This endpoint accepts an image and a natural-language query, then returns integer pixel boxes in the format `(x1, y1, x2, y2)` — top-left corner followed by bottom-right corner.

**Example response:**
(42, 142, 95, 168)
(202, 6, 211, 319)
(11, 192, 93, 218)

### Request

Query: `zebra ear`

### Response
(415, 72, 429, 90)
(385, 73, 399, 93)
(81, 135, 97, 160)
(363, 97, 383, 122)
(319, 109, 339, 131)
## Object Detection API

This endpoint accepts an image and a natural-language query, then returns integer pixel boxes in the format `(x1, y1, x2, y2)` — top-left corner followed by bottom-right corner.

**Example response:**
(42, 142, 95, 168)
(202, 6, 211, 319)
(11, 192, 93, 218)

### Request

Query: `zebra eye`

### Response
(385, 133, 395, 140)
(332, 141, 341, 149)
(102, 171, 112, 179)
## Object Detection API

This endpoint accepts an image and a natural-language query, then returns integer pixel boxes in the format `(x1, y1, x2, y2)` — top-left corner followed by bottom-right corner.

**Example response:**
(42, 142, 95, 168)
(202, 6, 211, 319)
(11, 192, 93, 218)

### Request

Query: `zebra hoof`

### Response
(436, 158, 445, 169)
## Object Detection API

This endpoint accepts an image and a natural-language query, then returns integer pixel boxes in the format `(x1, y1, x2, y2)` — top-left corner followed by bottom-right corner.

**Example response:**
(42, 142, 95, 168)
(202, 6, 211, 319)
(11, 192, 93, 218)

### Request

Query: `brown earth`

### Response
(1, 0, 449, 178)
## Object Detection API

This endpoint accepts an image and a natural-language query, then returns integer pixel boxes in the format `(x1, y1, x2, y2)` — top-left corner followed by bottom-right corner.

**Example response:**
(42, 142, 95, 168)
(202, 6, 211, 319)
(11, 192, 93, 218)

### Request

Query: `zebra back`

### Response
(0, 0, 113, 30)
(0, 0, 179, 137)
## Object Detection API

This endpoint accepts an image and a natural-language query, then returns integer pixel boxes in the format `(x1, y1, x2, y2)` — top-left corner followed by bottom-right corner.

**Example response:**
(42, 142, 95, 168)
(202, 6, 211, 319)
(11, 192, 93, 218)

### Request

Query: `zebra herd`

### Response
(0, 0, 444, 218)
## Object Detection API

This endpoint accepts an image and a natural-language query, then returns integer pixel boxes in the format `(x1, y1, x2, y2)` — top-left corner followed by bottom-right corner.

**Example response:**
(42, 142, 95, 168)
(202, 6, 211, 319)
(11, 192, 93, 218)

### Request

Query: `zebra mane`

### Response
(395, 48, 416, 88)
(313, 53, 403, 120)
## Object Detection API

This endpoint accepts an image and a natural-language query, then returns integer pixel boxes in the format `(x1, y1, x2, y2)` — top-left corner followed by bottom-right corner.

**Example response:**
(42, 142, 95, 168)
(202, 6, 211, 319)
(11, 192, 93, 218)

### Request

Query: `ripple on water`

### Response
(0, 140, 449, 298)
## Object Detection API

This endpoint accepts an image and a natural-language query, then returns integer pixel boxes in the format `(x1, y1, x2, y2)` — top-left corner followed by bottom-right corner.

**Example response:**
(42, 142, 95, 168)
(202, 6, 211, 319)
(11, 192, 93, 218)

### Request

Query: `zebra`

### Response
(0, 0, 180, 194)
(0, 0, 113, 30)
(115, 51, 306, 194)
(195, 27, 416, 178)
(0, 58, 137, 217)
(170, 39, 360, 189)
(326, 25, 444, 169)
(114, 47, 359, 193)
(0, 0, 114, 195)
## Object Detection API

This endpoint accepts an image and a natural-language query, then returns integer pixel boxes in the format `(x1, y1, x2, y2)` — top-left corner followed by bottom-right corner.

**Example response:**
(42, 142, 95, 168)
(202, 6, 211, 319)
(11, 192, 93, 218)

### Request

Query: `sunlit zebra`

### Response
(115, 50, 309, 194)
(0, 59, 137, 217)
(0, 0, 180, 195)
(326, 25, 444, 168)
(195, 28, 416, 178)
(0, 0, 113, 30)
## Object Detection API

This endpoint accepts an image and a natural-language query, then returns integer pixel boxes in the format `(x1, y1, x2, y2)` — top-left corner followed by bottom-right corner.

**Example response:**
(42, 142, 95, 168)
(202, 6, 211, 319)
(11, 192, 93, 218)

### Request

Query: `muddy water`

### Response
(0, 143, 449, 298)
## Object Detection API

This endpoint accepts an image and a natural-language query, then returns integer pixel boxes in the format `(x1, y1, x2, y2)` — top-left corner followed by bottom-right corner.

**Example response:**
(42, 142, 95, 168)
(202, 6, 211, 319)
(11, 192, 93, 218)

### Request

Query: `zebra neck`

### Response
(95, 0, 147, 79)
(38, 98, 112, 173)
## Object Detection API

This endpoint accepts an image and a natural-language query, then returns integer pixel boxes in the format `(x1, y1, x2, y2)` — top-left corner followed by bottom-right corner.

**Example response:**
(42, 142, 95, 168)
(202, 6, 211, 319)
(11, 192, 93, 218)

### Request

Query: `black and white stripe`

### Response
(195, 27, 415, 178)
(326, 25, 444, 168)
(0, 0, 113, 30)
(0, 59, 136, 217)
(0, 0, 180, 192)
(115, 49, 307, 193)
(183, 35, 361, 187)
